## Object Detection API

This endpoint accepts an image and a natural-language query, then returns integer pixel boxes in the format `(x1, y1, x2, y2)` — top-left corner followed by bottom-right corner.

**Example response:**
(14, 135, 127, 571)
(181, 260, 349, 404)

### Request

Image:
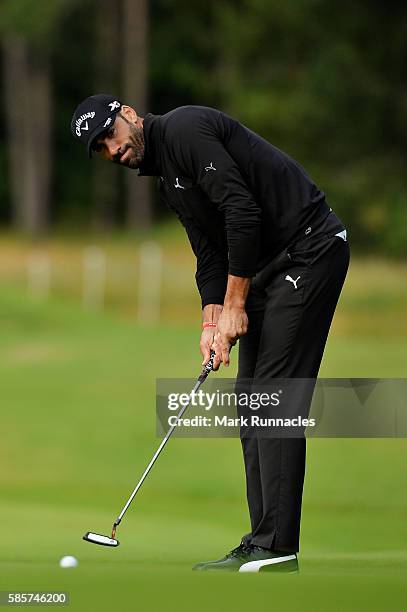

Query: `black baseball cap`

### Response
(71, 94, 122, 157)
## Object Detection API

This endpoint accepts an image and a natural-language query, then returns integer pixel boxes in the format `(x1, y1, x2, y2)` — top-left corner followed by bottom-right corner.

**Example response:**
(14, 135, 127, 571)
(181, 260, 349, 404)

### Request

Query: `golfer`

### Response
(71, 95, 349, 572)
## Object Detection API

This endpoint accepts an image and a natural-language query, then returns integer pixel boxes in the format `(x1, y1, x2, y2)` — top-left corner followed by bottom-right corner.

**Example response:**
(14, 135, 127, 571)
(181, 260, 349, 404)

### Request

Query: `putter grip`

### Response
(206, 349, 216, 372)
(198, 350, 216, 382)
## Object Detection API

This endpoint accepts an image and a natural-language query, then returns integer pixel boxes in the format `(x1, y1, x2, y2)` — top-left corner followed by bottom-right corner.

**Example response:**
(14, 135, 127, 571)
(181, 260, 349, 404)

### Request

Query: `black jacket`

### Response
(138, 105, 330, 307)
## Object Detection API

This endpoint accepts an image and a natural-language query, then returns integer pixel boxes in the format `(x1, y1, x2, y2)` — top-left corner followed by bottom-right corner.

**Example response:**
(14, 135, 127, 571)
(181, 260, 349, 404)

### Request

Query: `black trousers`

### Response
(237, 211, 350, 553)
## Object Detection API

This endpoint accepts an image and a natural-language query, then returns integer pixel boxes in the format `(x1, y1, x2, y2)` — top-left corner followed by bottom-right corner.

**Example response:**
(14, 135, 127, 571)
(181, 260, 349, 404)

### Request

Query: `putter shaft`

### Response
(113, 352, 215, 532)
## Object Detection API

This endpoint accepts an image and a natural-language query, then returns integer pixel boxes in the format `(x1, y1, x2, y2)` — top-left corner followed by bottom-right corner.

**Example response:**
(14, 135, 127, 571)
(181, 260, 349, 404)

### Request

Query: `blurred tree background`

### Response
(0, 0, 406, 254)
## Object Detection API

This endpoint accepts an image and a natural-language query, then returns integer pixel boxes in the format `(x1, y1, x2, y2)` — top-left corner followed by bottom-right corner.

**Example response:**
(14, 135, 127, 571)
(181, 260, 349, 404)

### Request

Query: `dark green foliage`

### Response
(0, 0, 79, 53)
(0, 0, 406, 252)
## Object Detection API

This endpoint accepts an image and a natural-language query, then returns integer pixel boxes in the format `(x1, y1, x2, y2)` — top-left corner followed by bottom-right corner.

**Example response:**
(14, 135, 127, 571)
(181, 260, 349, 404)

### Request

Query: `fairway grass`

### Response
(1, 285, 407, 610)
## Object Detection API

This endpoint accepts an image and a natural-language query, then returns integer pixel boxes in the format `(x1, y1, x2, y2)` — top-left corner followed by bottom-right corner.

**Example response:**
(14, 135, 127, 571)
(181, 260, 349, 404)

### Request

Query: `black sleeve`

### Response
(183, 220, 228, 308)
(158, 182, 227, 308)
(167, 108, 262, 277)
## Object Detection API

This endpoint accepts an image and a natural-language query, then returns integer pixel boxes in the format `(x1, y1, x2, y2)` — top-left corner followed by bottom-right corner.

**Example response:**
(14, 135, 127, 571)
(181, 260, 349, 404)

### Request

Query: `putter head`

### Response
(83, 532, 119, 547)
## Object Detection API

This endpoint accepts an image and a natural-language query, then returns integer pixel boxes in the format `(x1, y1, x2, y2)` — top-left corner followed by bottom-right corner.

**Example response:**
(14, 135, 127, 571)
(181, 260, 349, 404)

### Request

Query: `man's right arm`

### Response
(158, 180, 228, 311)
(182, 218, 228, 307)
(181, 220, 228, 365)
(200, 303, 223, 365)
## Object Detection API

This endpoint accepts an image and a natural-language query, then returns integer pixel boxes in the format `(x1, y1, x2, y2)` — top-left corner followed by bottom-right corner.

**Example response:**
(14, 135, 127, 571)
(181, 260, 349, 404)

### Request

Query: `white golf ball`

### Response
(59, 555, 78, 568)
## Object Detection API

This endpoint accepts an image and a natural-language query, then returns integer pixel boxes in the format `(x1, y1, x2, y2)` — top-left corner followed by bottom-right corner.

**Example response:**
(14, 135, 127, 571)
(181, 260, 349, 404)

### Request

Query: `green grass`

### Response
(1, 282, 407, 611)
(1, 228, 407, 332)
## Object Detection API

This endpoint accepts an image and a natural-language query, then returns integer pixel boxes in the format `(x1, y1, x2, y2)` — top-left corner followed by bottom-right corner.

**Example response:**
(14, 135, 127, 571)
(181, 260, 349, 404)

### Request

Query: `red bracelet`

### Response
(202, 322, 217, 329)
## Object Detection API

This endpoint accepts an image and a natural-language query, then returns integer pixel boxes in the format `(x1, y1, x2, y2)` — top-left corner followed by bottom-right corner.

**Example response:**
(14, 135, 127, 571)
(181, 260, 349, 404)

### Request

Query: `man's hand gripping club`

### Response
(200, 275, 251, 370)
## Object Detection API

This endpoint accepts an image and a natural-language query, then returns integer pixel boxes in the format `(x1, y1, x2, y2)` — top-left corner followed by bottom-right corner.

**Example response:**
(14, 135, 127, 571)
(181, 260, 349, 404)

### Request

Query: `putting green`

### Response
(1, 286, 406, 611)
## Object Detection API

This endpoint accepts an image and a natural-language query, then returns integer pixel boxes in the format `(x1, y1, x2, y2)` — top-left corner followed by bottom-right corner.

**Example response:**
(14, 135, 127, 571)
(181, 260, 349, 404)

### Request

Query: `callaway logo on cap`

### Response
(70, 94, 122, 157)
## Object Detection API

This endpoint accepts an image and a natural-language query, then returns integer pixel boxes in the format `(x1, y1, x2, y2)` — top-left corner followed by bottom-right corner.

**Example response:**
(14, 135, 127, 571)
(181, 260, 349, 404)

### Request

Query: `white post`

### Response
(83, 246, 106, 309)
(137, 241, 162, 324)
(27, 252, 51, 301)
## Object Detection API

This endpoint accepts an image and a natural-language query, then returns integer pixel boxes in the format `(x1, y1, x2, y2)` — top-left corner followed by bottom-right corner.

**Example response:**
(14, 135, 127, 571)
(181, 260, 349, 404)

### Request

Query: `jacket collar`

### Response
(138, 113, 162, 176)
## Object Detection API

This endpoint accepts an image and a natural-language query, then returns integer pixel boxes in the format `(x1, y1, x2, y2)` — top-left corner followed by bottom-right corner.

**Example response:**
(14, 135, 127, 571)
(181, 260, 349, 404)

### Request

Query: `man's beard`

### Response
(118, 121, 145, 169)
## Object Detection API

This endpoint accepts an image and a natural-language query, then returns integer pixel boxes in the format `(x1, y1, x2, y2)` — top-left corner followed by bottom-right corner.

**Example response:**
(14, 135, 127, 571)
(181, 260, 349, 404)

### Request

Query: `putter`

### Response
(83, 350, 216, 547)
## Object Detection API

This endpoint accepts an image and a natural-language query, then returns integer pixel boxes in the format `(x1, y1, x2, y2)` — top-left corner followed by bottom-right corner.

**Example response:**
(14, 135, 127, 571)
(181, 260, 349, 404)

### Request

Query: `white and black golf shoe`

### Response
(193, 544, 299, 573)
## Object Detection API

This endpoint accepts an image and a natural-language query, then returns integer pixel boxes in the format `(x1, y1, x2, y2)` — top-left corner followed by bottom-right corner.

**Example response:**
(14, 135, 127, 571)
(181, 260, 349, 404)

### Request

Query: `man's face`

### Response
(92, 109, 145, 169)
